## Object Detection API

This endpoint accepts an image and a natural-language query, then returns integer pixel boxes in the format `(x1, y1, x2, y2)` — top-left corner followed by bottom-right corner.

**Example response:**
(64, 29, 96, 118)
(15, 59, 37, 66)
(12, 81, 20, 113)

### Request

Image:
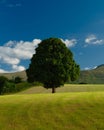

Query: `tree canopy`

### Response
(26, 38, 80, 93)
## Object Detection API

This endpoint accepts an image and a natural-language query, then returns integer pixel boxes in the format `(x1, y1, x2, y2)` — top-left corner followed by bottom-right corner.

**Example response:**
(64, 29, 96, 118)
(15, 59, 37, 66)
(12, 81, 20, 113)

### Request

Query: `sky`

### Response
(0, 0, 104, 73)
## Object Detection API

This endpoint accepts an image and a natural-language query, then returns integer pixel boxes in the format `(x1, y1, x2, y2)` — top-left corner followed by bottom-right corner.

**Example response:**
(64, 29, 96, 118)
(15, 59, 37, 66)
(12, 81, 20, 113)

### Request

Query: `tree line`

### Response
(0, 76, 31, 95)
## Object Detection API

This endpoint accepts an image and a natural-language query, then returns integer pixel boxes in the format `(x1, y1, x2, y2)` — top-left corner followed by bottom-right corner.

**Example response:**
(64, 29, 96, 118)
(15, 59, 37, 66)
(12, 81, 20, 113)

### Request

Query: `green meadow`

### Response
(19, 84, 104, 94)
(0, 84, 104, 130)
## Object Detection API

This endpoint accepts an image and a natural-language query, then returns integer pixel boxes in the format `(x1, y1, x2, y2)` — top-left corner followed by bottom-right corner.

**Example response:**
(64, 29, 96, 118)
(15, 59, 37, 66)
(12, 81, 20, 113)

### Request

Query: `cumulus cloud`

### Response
(0, 39, 41, 72)
(0, 69, 8, 73)
(0, 65, 25, 73)
(3, 57, 20, 65)
(61, 39, 77, 47)
(4, 39, 41, 60)
(12, 65, 25, 72)
(85, 35, 104, 45)
(0, 47, 20, 65)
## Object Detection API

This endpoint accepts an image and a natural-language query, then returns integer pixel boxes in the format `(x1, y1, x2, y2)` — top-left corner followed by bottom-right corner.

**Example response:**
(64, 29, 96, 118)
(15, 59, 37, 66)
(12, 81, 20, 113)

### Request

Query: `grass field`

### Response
(19, 84, 104, 94)
(0, 84, 104, 130)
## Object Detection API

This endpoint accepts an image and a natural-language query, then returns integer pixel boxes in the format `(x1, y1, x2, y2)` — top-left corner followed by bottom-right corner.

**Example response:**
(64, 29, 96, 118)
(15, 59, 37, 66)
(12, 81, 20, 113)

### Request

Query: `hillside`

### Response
(76, 65, 104, 84)
(0, 70, 27, 81)
(19, 84, 104, 94)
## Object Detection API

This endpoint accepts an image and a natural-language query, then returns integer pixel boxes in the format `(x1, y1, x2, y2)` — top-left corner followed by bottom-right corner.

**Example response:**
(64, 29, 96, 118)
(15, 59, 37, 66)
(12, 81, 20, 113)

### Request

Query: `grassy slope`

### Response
(76, 65, 104, 84)
(0, 88, 104, 129)
(19, 84, 104, 94)
(0, 71, 27, 81)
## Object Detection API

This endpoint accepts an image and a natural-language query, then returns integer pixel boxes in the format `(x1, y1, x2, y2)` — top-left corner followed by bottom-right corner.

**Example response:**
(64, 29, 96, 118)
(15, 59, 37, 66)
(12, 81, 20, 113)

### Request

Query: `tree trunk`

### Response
(52, 87, 56, 93)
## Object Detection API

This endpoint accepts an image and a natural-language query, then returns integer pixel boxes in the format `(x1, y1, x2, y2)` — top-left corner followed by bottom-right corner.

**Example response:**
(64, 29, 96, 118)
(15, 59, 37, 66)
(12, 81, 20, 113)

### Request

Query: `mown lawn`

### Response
(0, 91, 104, 130)
(19, 84, 104, 94)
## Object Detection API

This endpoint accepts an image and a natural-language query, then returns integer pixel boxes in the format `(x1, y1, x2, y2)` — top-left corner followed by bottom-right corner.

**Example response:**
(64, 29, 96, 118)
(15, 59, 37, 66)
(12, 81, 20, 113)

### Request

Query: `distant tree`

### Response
(14, 76, 22, 84)
(26, 38, 80, 93)
(0, 76, 8, 94)
(3, 82, 15, 94)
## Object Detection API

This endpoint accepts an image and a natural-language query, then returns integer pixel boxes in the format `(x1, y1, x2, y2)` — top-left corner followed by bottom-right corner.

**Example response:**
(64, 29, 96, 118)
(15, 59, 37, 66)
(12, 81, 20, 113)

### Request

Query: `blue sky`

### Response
(0, 0, 104, 72)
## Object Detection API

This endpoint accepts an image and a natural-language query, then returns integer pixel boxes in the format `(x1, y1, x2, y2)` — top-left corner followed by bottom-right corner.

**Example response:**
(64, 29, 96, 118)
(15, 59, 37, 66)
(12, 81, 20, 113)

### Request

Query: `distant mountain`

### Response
(1, 64, 104, 84)
(75, 64, 104, 84)
(0, 71, 27, 81)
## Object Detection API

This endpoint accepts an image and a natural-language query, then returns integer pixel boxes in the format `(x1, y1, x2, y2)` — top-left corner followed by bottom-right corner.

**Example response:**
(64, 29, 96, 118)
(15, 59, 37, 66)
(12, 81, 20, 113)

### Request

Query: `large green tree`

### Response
(26, 38, 80, 93)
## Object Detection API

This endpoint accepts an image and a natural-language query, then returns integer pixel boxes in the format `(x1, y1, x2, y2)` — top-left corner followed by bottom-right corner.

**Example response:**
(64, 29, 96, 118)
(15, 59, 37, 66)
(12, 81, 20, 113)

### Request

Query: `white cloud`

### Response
(12, 65, 25, 72)
(13, 41, 36, 59)
(0, 39, 41, 72)
(85, 35, 96, 43)
(85, 35, 104, 45)
(93, 66, 97, 69)
(5, 40, 16, 47)
(93, 40, 103, 44)
(84, 67, 91, 70)
(0, 47, 20, 65)
(0, 65, 25, 73)
(3, 57, 20, 65)
(3, 39, 41, 60)
(0, 69, 8, 73)
(84, 66, 97, 70)
(61, 39, 77, 47)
